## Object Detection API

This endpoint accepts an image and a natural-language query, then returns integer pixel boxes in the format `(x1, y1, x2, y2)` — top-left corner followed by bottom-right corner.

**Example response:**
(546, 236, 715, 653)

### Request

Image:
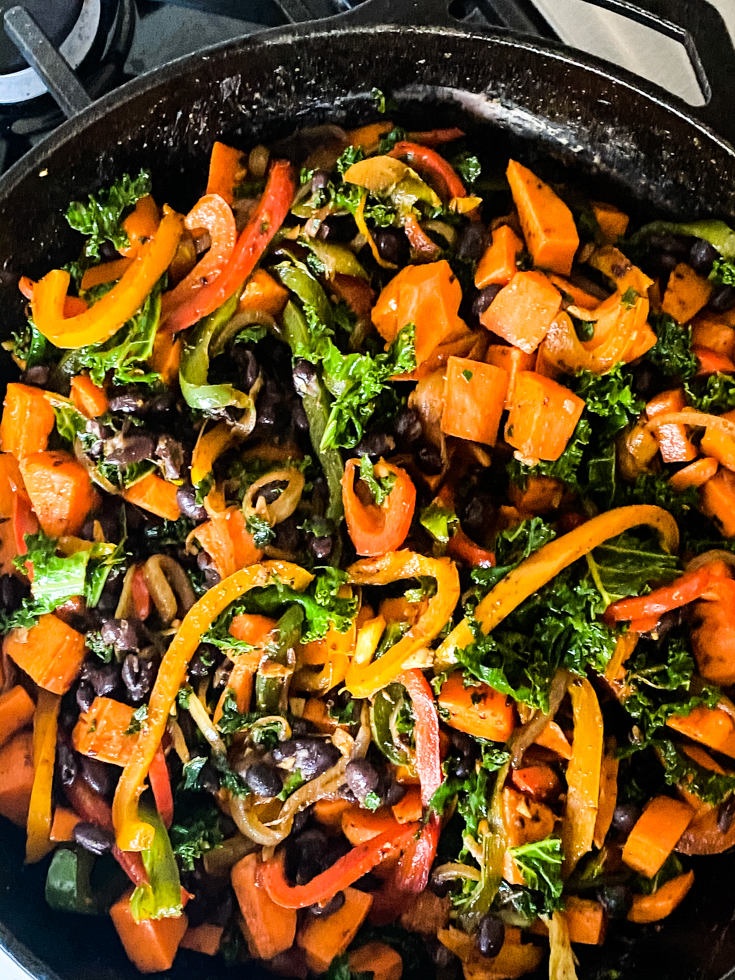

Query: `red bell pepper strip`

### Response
(342, 458, 416, 557)
(406, 127, 465, 148)
(603, 562, 733, 631)
(12, 490, 39, 579)
(395, 814, 440, 894)
(402, 213, 441, 260)
(401, 668, 442, 806)
(164, 159, 296, 333)
(148, 745, 174, 829)
(131, 565, 152, 621)
(388, 142, 466, 202)
(259, 823, 420, 909)
(447, 528, 496, 569)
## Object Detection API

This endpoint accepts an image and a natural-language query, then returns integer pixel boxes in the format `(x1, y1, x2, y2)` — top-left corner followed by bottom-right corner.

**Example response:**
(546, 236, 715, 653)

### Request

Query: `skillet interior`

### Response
(2, 21, 735, 980)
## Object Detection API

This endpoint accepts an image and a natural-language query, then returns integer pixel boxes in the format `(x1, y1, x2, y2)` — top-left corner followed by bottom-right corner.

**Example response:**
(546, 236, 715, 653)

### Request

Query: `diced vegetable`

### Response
(669, 457, 718, 493)
(645, 388, 697, 463)
(667, 704, 735, 754)
(123, 473, 181, 521)
(475, 225, 523, 287)
(314, 798, 352, 828)
(661, 263, 713, 324)
(0, 729, 35, 826)
(297, 886, 373, 974)
(510, 764, 561, 804)
(535, 720, 573, 761)
(73, 696, 137, 766)
(45, 844, 128, 915)
(180, 923, 224, 956)
(232, 852, 297, 959)
(508, 474, 564, 515)
(700, 467, 735, 536)
(700, 408, 735, 471)
(485, 345, 536, 410)
(0, 453, 23, 518)
(19, 451, 101, 537)
(371, 261, 468, 365)
(621, 796, 694, 877)
(694, 347, 735, 375)
(349, 943, 402, 980)
(562, 895, 607, 944)
(70, 375, 109, 418)
(342, 807, 405, 846)
(691, 312, 735, 358)
(205, 141, 246, 205)
(502, 786, 556, 847)
(193, 506, 263, 579)
(392, 785, 423, 824)
(5, 613, 86, 695)
(437, 671, 516, 742)
(506, 159, 579, 274)
(591, 201, 629, 244)
(0, 384, 56, 458)
(440, 356, 509, 446)
(110, 887, 188, 973)
(238, 268, 289, 317)
(481, 271, 562, 353)
(692, 591, 735, 685)
(504, 371, 585, 461)
(627, 870, 694, 923)
(0, 685, 35, 748)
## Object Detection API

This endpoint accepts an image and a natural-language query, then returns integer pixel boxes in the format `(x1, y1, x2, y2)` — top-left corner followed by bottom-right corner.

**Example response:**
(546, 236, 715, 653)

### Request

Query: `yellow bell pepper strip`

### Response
(354, 193, 396, 270)
(434, 505, 679, 670)
(31, 208, 183, 349)
(26, 688, 61, 864)
(190, 421, 239, 489)
(344, 551, 460, 699)
(561, 677, 603, 877)
(113, 560, 313, 851)
(294, 587, 356, 692)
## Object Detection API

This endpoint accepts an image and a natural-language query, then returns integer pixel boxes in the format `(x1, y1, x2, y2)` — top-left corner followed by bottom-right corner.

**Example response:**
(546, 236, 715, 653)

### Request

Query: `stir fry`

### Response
(3, 108, 735, 980)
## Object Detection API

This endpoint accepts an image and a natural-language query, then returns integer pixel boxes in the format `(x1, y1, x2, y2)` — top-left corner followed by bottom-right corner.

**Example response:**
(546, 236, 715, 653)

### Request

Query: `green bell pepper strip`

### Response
(628, 219, 735, 260)
(45, 846, 128, 915)
(275, 263, 335, 344)
(255, 603, 304, 713)
(129, 806, 183, 922)
(370, 681, 414, 768)
(302, 239, 369, 281)
(179, 291, 253, 412)
(281, 300, 345, 538)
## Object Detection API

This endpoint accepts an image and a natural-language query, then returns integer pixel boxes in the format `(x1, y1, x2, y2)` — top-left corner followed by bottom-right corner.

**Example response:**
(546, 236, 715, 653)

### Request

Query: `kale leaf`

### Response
(509, 838, 565, 915)
(643, 313, 698, 382)
(685, 372, 735, 414)
(471, 517, 556, 592)
(359, 456, 397, 506)
(66, 170, 152, 260)
(169, 793, 223, 871)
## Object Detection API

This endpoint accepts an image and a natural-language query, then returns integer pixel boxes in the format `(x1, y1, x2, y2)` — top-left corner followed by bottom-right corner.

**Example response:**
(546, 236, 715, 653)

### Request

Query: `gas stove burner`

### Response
(0, 0, 133, 122)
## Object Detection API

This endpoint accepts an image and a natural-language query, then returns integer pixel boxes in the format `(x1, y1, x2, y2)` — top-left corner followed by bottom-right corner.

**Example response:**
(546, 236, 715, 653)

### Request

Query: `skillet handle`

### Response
(274, 0, 459, 28)
(3, 5, 92, 118)
(571, 0, 735, 148)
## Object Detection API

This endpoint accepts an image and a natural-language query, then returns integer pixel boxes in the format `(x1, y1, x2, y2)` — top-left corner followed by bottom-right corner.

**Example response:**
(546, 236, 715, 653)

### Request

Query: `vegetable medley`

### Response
(5, 107, 735, 980)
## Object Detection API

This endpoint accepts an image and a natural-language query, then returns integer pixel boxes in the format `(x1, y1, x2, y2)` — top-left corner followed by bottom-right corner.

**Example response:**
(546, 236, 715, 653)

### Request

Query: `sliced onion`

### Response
(242, 467, 306, 526)
(508, 669, 569, 767)
(645, 411, 735, 438)
(432, 862, 482, 885)
(231, 796, 288, 846)
(114, 565, 138, 619)
(187, 689, 228, 759)
(143, 555, 196, 626)
(687, 550, 735, 573)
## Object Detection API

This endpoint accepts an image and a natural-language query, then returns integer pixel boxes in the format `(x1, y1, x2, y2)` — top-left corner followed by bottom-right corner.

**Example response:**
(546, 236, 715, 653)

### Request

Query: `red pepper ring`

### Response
(388, 141, 466, 202)
(603, 562, 733, 628)
(341, 457, 416, 557)
(258, 822, 421, 909)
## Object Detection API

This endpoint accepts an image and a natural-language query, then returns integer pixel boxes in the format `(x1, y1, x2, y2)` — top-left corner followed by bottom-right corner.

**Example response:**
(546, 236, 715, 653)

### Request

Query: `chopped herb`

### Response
(245, 513, 276, 549)
(359, 456, 396, 506)
(124, 704, 148, 736)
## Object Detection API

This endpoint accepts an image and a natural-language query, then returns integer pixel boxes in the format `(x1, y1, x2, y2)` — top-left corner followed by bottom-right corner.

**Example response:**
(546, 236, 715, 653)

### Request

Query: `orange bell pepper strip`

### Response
(164, 160, 296, 334)
(342, 458, 416, 557)
(561, 677, 603, 876)
(26, 688, 61, 864)
(31, 208, 183, 349)
(345, 551, 460, 699)
(19, 276, 87, 317)
(388, 142, 466, 201)
(603, 562, 733, 633)
(161, 194, 237, 320)
(112, 561, 312, 852)
(258, 822, 420, 909)
(436, 505, 679, 668)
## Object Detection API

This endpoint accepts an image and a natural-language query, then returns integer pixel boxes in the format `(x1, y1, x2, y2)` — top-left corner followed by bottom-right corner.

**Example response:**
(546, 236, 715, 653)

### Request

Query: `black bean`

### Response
(456, 222, 490, 263)
(597, 884, 632, 920)
(100, 241, 120, 262)
(290, 805, 312, 837)
(234, 347, 260, 392)
(292, 399, 309, 431)
(611, 802, 641, 837)
(80, 756, 114, 798)
(689, 238, 720, 275)
(476, 915, 504, 958)
(184, 892, 212, 929)
(272, 737, 341, 781)
(710, 284, 735, 312)
(345, 759, 380, 803)
(73, 822, 114, 855)
(82, 660, 120, 698)
(471, 285, 502, 321)
(462, 494, 494, 539)
(274, 515, 301, 553)
(107, 388, 148, 414)
(196, 551, 221, 588)
(317, 214, 358, 243)
(394, 408, 423, 446)
(292, 358, 318, 397)
(121, 654, 156, 703)
(22, 365, 50, 387)
(417, 443, 443, 475)
(454, 756, 474, 779)
(630, 364, 658, 399)
(148, 390, 176, 414)
(355, 432, 396, 458)
(311, 169, 330, 192)
(245, 763, 283, 798)
(155, 435, 185, 481)
(647, 251, 678, 277)
(309, 534, 334, 561)
(0, 574, 29, 612)
(382, 779, 407, 807)
(175, 485, 207, 522)
(431, 876, 453, 898)
(76, 682, 95, 714)
(374, 227, 411, 267)
(104, 433, 155, 465)
(648, 234, 691, 258)
(255, 480, 288, 506)
(96, 567, 125, 616)
(307, 891, 346, 917)
(57, 742, 78, 786)
(189, 643, 220, 679)
(101, 619, 141, 653)
(718, 794, 735, 833)
(289, 828, 330, 883)
(210, 893, 234, 928)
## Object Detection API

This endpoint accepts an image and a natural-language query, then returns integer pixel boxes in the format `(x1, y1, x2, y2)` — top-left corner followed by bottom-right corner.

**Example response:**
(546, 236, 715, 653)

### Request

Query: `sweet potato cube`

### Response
(481, 271, 562, 353)
(440, 357, 508, 446)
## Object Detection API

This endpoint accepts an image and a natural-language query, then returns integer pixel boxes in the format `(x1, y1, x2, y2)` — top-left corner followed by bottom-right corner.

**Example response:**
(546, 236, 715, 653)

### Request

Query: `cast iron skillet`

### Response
(2, 1, 735, 978)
